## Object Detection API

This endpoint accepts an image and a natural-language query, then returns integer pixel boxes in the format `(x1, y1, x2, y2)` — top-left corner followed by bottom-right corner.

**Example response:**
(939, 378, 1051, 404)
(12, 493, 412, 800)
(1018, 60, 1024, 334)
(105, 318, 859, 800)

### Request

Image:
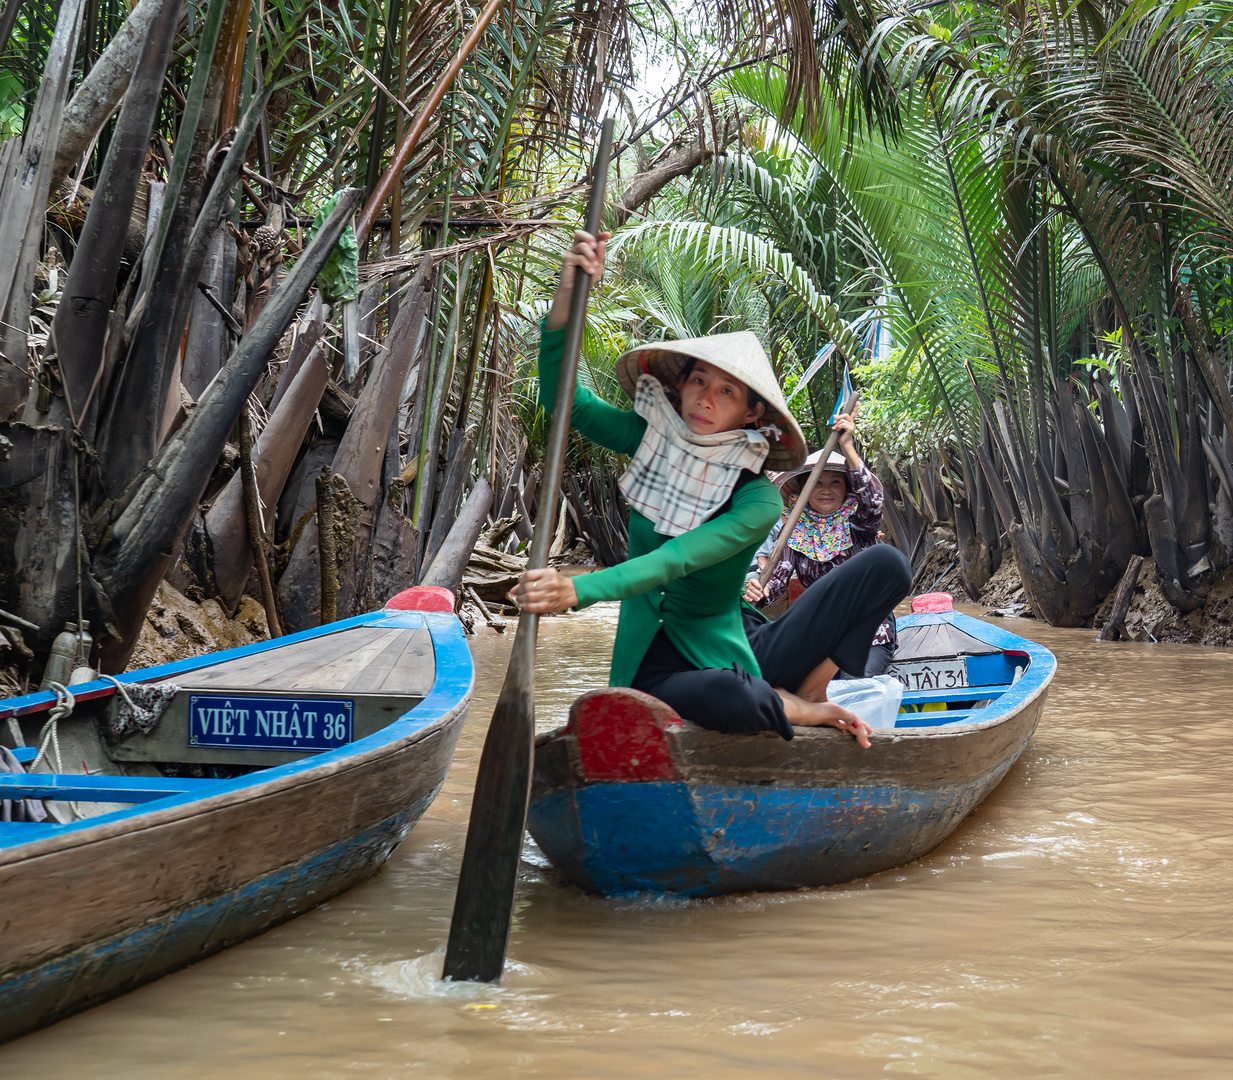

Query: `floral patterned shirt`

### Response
(757, 462, 897, 649)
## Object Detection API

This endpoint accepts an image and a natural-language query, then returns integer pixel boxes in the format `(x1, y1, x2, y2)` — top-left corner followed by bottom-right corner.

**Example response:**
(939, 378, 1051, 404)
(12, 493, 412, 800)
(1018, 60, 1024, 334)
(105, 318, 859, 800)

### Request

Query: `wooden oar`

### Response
(757, 391, 860, 589)
(442, 117, 615, 984)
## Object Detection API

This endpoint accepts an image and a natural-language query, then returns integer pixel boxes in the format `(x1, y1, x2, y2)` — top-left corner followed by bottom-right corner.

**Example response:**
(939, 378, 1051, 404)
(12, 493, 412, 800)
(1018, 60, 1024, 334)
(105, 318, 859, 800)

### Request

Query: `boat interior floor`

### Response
(0, 622, 438, 828)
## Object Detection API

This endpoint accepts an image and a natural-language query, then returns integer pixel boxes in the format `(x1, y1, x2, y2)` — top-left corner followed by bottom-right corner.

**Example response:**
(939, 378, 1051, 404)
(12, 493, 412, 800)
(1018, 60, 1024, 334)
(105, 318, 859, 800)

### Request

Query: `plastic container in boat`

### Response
(828, 674, 904, 729)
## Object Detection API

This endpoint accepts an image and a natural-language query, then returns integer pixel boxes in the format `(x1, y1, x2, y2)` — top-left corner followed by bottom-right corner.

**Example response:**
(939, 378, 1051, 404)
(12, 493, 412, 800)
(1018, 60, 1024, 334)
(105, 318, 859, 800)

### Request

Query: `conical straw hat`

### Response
(615, 331, 807, 469)
(777, 450, 848, 497)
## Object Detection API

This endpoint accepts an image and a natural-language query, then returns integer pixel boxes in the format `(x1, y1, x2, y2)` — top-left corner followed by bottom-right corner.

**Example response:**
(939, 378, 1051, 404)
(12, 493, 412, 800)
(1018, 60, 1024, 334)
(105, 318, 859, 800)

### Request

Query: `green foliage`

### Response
(852, 349, 941, 461)
(0, 69, 21, 138)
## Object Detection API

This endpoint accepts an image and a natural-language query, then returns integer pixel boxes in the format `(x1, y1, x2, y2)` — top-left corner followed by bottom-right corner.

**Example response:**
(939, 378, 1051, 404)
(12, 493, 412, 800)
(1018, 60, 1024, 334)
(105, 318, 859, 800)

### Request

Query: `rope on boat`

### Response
(99, 674, 140, 717)
(99, 674, 180, 737)
(32, 683, 81, 820)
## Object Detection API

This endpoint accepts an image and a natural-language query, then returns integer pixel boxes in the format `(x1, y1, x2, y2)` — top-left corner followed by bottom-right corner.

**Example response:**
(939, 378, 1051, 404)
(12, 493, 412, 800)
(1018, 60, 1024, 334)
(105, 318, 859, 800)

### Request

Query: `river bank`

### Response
(6, 525, 1233, 696)
(913, 536, 1233, 645)
(0, 582, 270, 697)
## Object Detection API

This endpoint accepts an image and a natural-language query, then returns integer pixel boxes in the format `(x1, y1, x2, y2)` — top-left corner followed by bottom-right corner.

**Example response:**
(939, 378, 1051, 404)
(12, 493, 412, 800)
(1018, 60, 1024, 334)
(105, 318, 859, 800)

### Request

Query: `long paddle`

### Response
(443, 117, 615, 984)
(757, 391, 860, 589)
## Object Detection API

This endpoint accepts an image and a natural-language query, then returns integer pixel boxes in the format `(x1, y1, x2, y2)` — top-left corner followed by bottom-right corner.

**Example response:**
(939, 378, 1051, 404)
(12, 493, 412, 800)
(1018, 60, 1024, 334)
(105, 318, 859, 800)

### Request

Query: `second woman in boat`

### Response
(743, 409, 898, 678)
(513, 232, 911, 747)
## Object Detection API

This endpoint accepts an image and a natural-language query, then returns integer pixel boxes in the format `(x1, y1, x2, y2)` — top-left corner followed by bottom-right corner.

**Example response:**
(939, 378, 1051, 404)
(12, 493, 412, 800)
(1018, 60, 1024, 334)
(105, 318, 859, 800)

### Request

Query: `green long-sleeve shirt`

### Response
(538, 323, 782, 688)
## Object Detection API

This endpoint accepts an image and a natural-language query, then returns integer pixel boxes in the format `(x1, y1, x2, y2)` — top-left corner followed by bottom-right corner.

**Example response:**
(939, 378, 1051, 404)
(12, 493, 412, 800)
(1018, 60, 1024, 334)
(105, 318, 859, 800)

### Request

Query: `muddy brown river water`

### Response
(3, 603, 1232, 1077)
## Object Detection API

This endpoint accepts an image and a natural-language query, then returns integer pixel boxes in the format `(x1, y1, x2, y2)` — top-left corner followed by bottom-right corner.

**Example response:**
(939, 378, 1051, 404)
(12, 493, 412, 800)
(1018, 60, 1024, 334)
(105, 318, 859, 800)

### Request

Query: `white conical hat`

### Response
(615, 331, 807, 469)
(777, 451, 848, 498)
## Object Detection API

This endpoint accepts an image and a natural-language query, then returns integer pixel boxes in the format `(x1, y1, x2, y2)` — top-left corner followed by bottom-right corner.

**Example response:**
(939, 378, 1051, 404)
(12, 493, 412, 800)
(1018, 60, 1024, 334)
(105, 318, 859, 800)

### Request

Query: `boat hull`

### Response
(530, 696, 1039, 896)
(0, 611, 471, 1043)
(527, 612, 1053, 897)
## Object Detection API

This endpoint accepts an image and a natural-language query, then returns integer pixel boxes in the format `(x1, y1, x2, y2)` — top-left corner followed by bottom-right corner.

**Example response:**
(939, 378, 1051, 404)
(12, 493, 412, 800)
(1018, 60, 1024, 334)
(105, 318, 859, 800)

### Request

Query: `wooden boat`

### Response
(527, 608, 1054, 897)
(0, 588, 472, 1043)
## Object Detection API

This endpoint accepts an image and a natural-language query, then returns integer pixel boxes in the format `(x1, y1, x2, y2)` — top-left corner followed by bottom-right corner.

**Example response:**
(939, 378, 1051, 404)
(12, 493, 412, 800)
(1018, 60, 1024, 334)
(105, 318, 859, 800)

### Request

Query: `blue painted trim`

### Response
(0, 822, 58, 841)
(0, 609, 428, 721)
(895, 710, 972, 728)
(965, 652, 1020, 687)
(901, 683, 1012, 705)
(532, 765, 1024, 898)
(892, 612, 1055, 730)
(0, 774, 215, 802)
(10, 745, 37, 764)
(897, 707, 977, 721)
(0, 611, 474, 853)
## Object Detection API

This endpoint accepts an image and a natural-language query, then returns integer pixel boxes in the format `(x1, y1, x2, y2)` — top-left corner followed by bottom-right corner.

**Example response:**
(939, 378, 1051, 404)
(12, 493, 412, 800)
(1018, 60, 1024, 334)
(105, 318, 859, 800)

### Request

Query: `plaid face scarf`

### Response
(619, 375, 770, 536)
(786, 490, 860, 564)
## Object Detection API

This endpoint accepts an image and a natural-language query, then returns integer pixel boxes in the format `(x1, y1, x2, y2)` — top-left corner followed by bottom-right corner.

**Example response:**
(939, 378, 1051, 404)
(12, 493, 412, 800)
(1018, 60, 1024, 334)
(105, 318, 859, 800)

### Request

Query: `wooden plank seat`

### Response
(105, 622, 438, 768)
(0, 773, 217, 802)
(901, 683, 1013, 706)
(894, 708, 981, 727)
(10, 746, 37, 765)
(160, 625, 435, 697)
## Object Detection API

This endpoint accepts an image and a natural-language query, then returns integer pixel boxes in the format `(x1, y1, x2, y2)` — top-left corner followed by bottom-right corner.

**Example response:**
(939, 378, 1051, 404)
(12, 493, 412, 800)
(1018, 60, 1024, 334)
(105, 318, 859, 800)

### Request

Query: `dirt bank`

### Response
(128, 581, 271, 667)
(0, 582, 270, 695)
(913, 536, 1233, 644)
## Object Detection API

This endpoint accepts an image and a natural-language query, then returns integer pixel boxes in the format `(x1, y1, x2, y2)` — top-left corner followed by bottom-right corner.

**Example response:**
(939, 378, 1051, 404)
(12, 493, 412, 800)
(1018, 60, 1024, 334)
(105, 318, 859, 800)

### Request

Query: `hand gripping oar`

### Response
(443, 117, 614, 984)
(757, 391, 860, 590)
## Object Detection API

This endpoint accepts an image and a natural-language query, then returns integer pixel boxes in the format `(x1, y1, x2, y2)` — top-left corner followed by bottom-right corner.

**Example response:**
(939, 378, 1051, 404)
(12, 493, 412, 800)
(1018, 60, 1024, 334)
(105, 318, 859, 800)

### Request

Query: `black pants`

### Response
(631, 545, 912, 740)
(837, 642, 895, 681)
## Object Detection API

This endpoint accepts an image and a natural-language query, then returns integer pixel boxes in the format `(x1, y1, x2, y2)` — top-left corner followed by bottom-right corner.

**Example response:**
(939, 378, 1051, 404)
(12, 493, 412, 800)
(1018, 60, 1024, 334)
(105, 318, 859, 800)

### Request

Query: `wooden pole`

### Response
(316, 465, 338, 624)
(238, 409, 282, 637)
(443, 117, 614, 985)
(1096, 554, 1144, 642)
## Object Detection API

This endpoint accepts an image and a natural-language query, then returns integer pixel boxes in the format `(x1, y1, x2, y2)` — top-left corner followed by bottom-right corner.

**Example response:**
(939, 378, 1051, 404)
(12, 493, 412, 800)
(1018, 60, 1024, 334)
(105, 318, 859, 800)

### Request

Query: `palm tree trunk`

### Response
(278, 256, 433, 631)
(94, 0, 240, 498)
(413, 253, 474, 534)
(0, 0, 24, 56)
(0, 0, 87, 405)
(49, 0, 167, 192)
(181, 229, 229, 398)
(29, 0, 180, 438)
(93, 189, 361, 671)
(205, 340, 329, 608)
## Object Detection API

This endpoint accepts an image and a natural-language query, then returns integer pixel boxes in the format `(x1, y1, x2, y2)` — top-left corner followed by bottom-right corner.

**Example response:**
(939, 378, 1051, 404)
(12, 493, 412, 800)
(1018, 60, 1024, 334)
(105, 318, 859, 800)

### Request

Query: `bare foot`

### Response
(775, 687, 872, 748)
(796, 658, 839, 704)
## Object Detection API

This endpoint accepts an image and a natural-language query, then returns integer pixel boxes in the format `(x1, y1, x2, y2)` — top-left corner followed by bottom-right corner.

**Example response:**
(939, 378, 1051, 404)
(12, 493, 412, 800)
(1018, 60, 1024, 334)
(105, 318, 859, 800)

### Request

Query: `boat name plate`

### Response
(188, 694, 354, 752)
(888, 658, 968, 691)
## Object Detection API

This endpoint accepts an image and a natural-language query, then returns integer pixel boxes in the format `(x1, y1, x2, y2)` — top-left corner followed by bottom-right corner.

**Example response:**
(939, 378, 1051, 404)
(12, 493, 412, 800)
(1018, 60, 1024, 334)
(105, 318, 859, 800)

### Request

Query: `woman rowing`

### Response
(743, 409, 899, 678)
(513, 232, 911, 747)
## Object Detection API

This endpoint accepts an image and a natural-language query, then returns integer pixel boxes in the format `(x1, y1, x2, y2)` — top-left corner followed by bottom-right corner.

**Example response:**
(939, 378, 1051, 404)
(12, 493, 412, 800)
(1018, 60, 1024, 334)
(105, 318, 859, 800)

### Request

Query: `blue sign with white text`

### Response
(188, 694, 354, 752)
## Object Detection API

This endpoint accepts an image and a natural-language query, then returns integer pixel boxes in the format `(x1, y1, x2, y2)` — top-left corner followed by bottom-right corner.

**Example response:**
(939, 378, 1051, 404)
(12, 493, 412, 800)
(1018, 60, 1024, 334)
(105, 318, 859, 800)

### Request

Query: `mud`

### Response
(127, 580, 271, 667)
(916, 535, 1233, 645)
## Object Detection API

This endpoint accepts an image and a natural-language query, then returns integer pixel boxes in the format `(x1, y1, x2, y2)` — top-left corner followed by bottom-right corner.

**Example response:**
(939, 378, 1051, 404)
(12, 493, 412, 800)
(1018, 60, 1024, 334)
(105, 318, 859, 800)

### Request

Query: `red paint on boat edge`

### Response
(911, 592, 954, 613)
(567, 688, 682, 782)
(386, 586, 456, 613)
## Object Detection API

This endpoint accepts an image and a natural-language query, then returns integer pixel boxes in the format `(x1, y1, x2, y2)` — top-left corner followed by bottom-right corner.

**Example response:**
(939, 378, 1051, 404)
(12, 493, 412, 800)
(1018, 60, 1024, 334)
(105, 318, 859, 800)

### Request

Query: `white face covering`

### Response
(618, 375, 770, 537)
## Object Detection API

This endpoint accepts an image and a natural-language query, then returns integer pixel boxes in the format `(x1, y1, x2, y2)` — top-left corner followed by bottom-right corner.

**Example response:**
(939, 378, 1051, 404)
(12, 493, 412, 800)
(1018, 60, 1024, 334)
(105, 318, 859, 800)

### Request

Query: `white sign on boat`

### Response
(888, 658, 968, 691)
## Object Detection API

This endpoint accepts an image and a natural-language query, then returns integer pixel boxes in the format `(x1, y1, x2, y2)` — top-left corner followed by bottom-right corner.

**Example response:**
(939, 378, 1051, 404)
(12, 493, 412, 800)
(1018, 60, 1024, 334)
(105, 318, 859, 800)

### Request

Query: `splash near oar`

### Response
(442, 117, 615, 984)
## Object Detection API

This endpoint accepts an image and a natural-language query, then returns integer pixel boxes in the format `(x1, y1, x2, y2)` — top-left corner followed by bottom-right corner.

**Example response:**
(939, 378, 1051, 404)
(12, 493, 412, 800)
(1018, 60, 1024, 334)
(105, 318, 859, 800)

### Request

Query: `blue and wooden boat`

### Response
(0, 588, 472, 1042)
(527, 609, 1054, 897)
